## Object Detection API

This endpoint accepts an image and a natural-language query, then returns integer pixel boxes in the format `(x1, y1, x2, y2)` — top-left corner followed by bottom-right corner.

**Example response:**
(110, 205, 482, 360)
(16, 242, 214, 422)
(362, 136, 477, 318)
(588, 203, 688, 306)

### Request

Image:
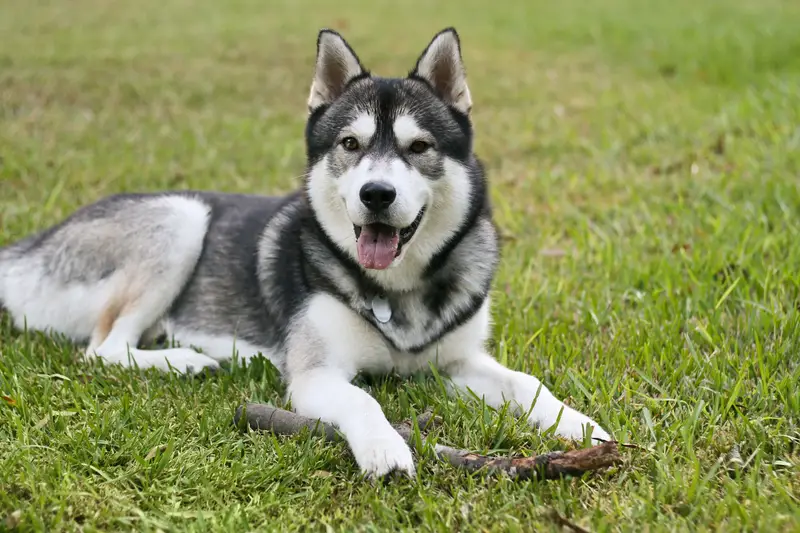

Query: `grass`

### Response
(1, 0, 799, 530)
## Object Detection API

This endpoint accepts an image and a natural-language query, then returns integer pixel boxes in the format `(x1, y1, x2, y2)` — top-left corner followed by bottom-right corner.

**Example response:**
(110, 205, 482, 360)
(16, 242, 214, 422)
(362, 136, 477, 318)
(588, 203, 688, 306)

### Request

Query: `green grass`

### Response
(2, 0, 800, 530)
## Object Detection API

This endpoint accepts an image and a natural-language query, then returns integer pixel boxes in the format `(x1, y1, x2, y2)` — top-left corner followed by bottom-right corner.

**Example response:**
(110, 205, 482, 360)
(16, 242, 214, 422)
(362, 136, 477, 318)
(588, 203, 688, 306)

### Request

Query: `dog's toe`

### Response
(531, 403, 612, 443)
(375, 466, 415, 485)
(185, 363, 227, 380)
(351, 429, 416, 479)
(552, 408, 611, 442)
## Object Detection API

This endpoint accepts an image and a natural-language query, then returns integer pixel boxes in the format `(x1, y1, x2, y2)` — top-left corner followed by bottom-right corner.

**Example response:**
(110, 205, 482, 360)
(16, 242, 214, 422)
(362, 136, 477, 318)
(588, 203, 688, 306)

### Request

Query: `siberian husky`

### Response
(0, 28, 611, 477)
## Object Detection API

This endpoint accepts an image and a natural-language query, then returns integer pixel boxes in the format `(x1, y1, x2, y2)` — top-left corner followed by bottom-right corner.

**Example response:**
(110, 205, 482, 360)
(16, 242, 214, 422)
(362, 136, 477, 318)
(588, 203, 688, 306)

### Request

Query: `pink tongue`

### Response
(357, 225, 399, 270)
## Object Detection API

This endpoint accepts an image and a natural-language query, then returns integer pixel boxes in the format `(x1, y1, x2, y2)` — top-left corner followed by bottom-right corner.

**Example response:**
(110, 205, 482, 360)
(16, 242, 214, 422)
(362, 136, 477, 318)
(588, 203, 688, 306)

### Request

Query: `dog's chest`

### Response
(354, 281, 481, 354)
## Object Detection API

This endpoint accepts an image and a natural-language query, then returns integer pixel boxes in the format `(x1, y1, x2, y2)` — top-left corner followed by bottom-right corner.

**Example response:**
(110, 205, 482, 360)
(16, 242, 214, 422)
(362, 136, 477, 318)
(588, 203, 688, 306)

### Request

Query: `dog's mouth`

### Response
(353, 208, 426, 270)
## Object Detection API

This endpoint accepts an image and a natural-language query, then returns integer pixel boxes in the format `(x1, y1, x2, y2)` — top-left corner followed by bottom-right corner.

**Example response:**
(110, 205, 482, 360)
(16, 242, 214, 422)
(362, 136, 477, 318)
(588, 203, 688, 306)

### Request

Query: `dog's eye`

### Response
(409, 140, 430, 154)
(341, 137, 360, 151)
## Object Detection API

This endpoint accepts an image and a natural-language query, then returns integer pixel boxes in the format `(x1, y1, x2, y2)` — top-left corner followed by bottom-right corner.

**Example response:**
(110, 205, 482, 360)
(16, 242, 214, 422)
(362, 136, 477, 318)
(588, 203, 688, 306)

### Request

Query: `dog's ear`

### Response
(411, 28, 472, 114)
(307, 29, 366, 112)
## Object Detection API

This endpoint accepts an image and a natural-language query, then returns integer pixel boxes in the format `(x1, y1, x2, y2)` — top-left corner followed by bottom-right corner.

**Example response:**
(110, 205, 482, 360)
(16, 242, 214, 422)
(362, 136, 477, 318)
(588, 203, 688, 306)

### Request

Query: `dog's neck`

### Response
(297, 200, 499, 353)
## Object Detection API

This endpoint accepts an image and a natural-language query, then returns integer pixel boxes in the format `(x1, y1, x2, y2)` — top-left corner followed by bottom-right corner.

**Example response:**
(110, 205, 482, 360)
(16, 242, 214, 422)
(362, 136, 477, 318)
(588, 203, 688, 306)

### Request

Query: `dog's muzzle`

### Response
(353, 207, 426, 270)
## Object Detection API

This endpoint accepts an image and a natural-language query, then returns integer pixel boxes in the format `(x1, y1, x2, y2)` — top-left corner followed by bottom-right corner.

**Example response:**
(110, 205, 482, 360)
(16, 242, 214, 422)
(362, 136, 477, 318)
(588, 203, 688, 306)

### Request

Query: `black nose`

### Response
(359, 182, 396, 212)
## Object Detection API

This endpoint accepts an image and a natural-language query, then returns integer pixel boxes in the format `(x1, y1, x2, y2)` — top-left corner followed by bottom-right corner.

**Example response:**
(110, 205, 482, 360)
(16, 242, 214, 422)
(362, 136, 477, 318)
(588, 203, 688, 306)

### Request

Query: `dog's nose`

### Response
(359, 182, 396, 212)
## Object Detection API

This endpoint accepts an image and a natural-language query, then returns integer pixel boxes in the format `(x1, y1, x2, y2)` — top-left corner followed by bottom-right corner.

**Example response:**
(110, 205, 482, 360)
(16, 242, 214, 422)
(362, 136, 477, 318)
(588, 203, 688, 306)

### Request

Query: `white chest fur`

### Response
(291, 292, 491, 378)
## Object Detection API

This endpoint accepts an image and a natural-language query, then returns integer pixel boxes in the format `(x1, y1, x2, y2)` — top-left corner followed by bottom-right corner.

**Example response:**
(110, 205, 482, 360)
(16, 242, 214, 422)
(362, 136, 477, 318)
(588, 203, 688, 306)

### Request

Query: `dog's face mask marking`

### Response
(305, 29, 476, 276)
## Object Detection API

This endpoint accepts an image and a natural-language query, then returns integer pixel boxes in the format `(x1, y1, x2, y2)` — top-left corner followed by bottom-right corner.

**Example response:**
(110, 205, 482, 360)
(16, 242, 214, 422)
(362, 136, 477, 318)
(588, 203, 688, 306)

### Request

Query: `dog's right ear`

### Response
(307, 29, 366, 113)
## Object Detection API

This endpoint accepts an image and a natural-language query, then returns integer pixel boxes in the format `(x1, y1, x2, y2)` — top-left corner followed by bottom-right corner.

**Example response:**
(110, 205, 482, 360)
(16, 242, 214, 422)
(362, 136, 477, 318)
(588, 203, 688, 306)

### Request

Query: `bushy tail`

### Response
(0, 236, 32, 310)
(0, 243, 14, 307)
(1, 235, 38, 308)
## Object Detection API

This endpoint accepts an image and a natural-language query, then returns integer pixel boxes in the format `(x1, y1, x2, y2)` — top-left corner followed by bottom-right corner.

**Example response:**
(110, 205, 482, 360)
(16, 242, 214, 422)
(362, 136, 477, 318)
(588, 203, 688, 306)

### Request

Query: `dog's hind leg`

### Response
(2, 194, 218, 374)
(81, 197, 219, 374)
(87, 280, 220, 375)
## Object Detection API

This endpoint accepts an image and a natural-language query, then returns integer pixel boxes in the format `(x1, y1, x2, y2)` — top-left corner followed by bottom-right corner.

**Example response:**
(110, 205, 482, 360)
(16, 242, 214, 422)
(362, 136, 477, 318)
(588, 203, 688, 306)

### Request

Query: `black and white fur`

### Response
(0, 28, 611, 477)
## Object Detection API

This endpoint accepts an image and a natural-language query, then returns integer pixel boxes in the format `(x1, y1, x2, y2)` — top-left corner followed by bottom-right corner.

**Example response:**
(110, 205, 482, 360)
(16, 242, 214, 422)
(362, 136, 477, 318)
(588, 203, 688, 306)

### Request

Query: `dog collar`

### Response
(371, 295, 392, 323)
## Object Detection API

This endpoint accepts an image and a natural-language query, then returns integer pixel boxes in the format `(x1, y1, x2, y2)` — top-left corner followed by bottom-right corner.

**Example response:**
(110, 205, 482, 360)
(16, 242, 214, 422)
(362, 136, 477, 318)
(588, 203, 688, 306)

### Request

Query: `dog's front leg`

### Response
(285, 295, 415, 478)
(445, 353, 611, 442)
(287, 369, 415, 477)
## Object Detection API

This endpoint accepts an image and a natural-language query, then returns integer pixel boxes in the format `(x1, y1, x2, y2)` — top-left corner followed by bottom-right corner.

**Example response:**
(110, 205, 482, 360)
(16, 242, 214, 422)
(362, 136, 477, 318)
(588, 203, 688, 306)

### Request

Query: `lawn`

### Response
(1, 0, 800, 530)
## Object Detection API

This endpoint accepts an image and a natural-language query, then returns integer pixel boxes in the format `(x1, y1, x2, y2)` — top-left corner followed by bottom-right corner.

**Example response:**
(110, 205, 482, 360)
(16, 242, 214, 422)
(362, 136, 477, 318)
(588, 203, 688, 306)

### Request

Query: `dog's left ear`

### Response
(308, 29, 366, 112)
(411, 28, 472, 114)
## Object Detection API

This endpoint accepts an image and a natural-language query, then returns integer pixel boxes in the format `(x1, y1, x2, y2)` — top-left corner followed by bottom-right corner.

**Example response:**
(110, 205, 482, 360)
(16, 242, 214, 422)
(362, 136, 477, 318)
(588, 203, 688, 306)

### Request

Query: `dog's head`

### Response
(304, 28, 483, 290)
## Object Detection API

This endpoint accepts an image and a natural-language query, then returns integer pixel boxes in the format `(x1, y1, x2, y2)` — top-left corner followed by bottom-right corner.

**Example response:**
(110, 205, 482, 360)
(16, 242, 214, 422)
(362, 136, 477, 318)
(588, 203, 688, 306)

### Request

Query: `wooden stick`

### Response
(234, 403, 622, 480)
(547, 509, 593, 533)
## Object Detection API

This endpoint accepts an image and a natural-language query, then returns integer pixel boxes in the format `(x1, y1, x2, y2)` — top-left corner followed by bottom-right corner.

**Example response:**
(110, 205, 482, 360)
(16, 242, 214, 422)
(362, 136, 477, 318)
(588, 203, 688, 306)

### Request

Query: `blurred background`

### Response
(2, 0, 799, 220)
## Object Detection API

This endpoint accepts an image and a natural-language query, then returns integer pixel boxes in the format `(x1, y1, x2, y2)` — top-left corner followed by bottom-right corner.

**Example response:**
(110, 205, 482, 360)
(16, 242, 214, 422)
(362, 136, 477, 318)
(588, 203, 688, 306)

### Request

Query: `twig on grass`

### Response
(234, 402, 622, 480)
(547, 509, 593, 533)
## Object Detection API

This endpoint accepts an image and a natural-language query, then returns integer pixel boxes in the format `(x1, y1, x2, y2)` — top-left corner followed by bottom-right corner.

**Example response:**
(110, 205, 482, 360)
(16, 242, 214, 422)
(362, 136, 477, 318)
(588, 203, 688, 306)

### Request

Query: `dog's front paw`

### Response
(533, 403, 612, 442)
(349, 427, 416, 478)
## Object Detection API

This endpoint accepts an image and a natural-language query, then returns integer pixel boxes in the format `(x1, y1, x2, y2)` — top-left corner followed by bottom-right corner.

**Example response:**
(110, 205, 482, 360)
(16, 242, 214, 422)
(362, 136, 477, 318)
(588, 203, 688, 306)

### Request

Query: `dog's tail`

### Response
(1, 232, 47, 312)
(1, 234, 42, 310)
(0, 245, 8, 307)
(0, 242, 16, 308)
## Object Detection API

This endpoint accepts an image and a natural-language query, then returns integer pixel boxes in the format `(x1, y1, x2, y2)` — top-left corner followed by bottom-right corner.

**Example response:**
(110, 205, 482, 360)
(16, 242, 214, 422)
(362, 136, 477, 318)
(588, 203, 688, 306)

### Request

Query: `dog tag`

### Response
(371, 295, 392, 323)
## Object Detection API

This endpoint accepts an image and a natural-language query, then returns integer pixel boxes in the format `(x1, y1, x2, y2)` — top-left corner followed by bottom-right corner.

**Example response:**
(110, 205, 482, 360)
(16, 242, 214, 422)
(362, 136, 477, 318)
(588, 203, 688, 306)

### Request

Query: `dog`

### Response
(0, 28, 611, 477)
